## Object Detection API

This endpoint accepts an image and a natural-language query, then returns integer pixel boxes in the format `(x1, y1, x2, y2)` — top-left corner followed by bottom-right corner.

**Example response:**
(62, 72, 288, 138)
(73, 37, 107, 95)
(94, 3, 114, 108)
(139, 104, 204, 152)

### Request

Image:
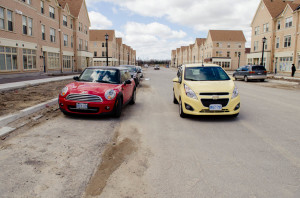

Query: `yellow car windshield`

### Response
(184, 67, 230, 81)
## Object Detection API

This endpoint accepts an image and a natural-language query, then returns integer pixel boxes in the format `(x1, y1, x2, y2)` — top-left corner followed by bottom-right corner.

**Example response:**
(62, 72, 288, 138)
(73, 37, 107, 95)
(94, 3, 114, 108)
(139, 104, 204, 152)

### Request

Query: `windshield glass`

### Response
(79, 69, 120, 84)
(184, 67, 230, 81)
(127, 67, 137, 72)
(252, 66, 266, 71)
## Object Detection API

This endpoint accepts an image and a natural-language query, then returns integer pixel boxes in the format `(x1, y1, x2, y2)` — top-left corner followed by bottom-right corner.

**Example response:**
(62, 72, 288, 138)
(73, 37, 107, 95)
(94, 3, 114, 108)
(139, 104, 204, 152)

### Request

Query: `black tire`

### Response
(129, 88, 136, 105)
(244, 76, 249, 82)
(233, 75, 237, 81)
(113, 97, 122, 118)
(179, 99, 187, 118)
(260, 79, 265, 82)
(232, 113, 239, 118)
(173, 91, 178, 104)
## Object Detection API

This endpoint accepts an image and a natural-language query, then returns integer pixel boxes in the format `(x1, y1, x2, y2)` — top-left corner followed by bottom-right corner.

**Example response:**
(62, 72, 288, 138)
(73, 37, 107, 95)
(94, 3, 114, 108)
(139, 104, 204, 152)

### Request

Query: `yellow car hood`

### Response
(184, 80, 235, 94)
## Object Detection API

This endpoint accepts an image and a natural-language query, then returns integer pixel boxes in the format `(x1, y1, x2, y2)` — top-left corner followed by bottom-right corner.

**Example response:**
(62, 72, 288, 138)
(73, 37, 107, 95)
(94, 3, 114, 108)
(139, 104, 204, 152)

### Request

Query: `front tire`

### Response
(113, 97, 123, 118)
(244, 76, 249, 82)
(173, 91, 178, 104)
(179, 99, 187, 118)
(129, 88, 136, 105)
(260, 79, 265, 82)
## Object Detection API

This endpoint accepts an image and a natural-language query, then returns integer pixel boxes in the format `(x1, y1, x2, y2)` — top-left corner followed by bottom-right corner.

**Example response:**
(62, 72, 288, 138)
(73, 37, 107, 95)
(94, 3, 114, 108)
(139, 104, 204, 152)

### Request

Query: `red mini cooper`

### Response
(59, 67, 136, 117)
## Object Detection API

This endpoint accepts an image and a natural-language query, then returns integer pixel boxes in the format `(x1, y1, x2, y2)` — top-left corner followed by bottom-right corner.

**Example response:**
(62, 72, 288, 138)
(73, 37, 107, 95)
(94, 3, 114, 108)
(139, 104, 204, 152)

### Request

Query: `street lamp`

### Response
(261, 36, 267, 66)
(127, 52, 129, 65)
(105, 33, 109, 66)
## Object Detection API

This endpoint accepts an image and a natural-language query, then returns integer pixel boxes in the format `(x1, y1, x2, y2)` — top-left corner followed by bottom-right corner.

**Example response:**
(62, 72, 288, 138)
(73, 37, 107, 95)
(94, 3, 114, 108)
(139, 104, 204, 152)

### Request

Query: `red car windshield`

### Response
(79, 69, 120, 84)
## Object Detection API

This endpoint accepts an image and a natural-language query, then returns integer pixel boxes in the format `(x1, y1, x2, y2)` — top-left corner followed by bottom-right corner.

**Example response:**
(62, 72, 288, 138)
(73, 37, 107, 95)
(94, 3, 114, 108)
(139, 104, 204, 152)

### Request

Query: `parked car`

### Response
(59, 67, 136, 118)
(233, 65, 267, 82)
(173, 64, 240, 118)
(136, 66, 143, 78)
(120, 65, 140, 86)
(144, 64, 149, 68)
(154, 65, 160, 70)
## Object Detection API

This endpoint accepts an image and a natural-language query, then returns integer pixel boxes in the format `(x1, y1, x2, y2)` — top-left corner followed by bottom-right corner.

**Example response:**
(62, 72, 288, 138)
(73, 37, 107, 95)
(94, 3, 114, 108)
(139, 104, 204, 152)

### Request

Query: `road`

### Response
(0, 67, 300, 198)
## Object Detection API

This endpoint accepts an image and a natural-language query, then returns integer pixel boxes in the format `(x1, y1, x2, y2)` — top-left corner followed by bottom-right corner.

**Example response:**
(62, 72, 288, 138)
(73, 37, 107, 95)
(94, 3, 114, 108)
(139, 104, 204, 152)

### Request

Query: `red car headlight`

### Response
(61, 86, 68, 97)
(105, 89, 116, 100)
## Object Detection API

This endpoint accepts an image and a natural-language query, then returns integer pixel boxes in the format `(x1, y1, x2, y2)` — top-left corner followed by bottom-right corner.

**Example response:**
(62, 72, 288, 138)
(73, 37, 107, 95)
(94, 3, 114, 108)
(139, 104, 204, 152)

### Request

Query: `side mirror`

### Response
(73, 76, 79, 81)
(124, 79, 132, 85)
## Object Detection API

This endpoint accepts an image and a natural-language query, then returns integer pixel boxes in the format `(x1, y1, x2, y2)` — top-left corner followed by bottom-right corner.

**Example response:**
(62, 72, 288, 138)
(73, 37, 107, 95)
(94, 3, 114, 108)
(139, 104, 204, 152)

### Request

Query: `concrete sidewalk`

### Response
(0, 75, 74, 92)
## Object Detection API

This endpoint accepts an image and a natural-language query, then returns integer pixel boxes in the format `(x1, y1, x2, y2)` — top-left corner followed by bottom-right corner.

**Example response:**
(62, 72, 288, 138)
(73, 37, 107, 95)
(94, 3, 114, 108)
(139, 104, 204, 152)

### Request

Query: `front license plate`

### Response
(76, 103, 88, 109)
(209, 104, 222, 111)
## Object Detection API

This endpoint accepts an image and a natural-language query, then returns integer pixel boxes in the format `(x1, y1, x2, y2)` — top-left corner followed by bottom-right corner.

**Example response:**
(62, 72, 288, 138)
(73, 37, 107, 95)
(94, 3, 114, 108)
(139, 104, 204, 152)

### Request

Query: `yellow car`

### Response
(173, 64, 240, 118)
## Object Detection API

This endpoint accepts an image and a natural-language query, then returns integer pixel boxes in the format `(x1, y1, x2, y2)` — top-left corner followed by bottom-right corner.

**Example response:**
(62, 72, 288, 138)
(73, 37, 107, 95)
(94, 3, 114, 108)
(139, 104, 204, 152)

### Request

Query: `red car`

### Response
(59, 67, 136, 117)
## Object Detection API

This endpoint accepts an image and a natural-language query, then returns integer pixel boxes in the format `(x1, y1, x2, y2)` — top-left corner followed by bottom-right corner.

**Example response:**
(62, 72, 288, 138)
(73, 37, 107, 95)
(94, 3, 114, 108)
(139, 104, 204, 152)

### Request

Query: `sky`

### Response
(85, 0, 261, 60)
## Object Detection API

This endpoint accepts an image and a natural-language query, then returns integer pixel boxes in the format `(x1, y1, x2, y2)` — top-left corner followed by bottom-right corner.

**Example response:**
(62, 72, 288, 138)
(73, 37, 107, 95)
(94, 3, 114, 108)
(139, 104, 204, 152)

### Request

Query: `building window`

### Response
(28, 17, 32, 36)
(0, 7, 4, 30)
(227, 43, 230, 48)
(22, 16, 27, 34)
(216, 43, 222, 47)
(84, 25, 88, 34)
(254, 41, 258, 51)
(49, 6, 55, 19)
(255, 26, 259, 35)
(79, 22, 82, 31)
(263, 23, 269, 32)
(71, 36, 73, 48)
(102, 42, 105, 47)
(85, 40, 88, 51)
(0, 46, 17, 71)
(7, 10, 13, 31)
(216, 51, 222, 57)
(50, 28, 55, 42)
(21, 0, 31, 5)
(70, 19, 73, 29)
(276, 37, 280, 48)
(63, 55, 72, 69)
(41, 24, 45, 40)
(237, 43, 241, 48)
(102, 51, 105, 56)
(63, 15, 67, 26)
(94, 51, 97, 57)
(64, 34, 68, 47)
(285, 17, 292, 28)
(94, 42, 97, 47)
(277, 20, 281, 30)
(48, 52, 59, 69)
(79, 39, 83, 50)
(227, 51, 230, 57)
(41, 1, 44, 14)
(23, 49, 36, 70)
(265, 42, 268, 50)
(284, 35, 291, 48)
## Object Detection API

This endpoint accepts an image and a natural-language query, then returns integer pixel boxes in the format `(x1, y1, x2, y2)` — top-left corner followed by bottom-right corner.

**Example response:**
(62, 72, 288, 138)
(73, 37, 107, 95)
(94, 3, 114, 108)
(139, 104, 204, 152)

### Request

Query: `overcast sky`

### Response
(86, 0, 261, 60)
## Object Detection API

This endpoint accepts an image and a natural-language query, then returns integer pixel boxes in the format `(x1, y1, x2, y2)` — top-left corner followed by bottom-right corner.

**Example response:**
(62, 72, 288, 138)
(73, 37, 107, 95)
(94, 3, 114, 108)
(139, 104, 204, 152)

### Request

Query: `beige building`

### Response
(248, 0, 300, 74)
(171, 30, 247, 70)
(0, 0, 93, 77)
(89, 30, 136, 66)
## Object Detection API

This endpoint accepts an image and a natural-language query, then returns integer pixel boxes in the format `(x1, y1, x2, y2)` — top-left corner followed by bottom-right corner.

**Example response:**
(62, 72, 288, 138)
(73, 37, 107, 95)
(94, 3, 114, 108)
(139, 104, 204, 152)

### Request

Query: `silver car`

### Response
(233, 65, 267, 82)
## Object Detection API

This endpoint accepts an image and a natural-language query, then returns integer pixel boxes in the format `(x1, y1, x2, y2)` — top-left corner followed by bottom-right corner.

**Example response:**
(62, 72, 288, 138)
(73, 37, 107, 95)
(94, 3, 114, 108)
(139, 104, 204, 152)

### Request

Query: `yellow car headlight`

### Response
(184, 84, 197, 99)
(232, 86, 239, 99)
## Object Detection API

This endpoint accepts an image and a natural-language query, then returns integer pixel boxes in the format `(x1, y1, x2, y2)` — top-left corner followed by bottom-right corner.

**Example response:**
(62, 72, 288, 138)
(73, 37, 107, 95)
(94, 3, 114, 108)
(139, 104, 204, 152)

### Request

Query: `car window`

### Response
(120, 70, 131, 82)
(184, 67, 230, 81)
(252, 66, 266, 71)
(79, 69, 120, 84)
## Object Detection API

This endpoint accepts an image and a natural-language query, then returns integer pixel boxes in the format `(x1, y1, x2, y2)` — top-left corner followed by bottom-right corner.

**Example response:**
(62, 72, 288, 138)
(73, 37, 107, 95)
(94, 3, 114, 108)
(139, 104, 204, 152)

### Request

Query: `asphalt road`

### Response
(0, 67, 299, 198)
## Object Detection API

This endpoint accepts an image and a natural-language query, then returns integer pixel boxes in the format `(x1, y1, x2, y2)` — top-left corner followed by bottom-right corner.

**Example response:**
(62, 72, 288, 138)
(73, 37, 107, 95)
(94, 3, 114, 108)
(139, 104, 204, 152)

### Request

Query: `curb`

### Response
(0, 98, 58, 137)
(0, 76, 73, 92)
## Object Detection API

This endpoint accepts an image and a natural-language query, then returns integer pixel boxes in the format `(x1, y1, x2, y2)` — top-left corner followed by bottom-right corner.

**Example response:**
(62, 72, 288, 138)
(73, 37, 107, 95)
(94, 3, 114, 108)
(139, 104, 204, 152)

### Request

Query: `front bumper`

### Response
(181, 95, 240, 116)
(58, 97, 116, 115)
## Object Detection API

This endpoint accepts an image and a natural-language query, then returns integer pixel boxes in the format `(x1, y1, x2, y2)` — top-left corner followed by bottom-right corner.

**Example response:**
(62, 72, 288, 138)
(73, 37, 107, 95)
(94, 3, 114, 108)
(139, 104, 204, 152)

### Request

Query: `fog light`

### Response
(234, 103, 240, 111)
(185, 103, 194, 111)
(105, 106, 110, 110)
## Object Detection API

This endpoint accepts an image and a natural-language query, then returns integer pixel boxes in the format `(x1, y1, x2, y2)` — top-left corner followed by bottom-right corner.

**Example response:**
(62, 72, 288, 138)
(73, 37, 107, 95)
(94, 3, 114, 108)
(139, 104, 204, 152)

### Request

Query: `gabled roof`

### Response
(58, 0, 84, 17)
(208, 30, 246, 42)
(262, 0, 300, 19)
(195, 38, 206, 46)
(89, 30, 115, 41)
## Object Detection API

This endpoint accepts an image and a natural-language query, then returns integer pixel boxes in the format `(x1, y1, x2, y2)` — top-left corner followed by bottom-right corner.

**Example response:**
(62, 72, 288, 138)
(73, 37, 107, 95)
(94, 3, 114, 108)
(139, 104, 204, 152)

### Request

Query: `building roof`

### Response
(209, 30, 246, 42)
(263, 0, 300, 18)
(116, 38, 122, 46)
(195, 38, 206, 46)
(58, 0, 84, 17)
(89, 30, 115, 41)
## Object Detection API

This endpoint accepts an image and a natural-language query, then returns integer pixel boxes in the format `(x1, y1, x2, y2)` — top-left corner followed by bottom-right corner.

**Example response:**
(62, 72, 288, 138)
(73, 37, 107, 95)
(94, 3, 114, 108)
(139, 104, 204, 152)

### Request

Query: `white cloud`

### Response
(119, 22, 190, 59)
(88, 11, 113, 29)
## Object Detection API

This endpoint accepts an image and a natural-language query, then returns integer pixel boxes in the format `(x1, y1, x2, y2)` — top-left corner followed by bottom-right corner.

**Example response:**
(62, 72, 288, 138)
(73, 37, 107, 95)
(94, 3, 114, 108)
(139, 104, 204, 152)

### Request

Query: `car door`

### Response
(235, 68, 242, 79)
(121, 70, 134, 103)
(173, 67, 182, 100)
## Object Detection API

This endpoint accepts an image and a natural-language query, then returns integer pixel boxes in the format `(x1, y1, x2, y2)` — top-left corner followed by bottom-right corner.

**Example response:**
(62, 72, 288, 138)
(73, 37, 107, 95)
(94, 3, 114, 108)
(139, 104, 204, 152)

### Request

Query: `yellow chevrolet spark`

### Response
(173, 64, 240, 118)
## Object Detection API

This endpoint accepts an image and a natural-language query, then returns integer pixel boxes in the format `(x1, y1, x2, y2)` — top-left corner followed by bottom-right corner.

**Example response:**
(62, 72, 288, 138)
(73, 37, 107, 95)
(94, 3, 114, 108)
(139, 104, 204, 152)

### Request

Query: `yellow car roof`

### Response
(183, 63, 220, 67)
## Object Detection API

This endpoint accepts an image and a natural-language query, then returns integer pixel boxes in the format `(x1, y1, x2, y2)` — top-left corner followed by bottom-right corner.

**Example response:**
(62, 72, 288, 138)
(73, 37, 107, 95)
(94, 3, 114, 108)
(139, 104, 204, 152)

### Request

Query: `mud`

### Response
(0, 80, 73, 116)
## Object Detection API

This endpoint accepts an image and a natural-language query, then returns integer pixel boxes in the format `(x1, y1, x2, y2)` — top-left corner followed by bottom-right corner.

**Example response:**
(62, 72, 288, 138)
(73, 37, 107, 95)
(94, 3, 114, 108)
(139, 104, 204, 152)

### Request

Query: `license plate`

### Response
(209, 104, 222, 111)
(258, 72, 262, 74)
(76, 103, 88, 109)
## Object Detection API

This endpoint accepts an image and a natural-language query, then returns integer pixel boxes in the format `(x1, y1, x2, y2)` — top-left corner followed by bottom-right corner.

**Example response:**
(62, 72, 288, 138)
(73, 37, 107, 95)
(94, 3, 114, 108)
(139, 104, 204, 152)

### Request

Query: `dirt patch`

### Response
(0, 79, 73, 116)
(261, 83, 300, 90)
(84, 131, 137, 197)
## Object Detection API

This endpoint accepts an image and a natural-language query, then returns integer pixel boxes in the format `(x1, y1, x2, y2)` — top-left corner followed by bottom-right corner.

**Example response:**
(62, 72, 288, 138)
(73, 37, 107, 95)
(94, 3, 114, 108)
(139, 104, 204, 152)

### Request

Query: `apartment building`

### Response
(89, 30, 136, 66)
(248, 0, 300, 74)
(0, 0, 92, 77)
(171, 30, 246, 70)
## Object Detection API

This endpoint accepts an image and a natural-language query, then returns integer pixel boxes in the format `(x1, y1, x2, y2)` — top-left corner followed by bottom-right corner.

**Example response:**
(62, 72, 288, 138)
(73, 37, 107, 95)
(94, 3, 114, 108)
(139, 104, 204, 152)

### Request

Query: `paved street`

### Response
(0, 67, 300, 198)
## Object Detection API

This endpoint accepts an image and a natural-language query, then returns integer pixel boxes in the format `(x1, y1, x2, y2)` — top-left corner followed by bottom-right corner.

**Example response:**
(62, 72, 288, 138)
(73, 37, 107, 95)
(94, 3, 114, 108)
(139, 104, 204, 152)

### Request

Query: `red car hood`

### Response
(66, 82, 120, 96)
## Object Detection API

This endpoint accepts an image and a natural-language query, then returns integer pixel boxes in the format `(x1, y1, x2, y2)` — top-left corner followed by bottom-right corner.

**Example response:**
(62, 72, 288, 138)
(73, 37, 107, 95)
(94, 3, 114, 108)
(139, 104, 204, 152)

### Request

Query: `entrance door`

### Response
(43, 52, 46, 72)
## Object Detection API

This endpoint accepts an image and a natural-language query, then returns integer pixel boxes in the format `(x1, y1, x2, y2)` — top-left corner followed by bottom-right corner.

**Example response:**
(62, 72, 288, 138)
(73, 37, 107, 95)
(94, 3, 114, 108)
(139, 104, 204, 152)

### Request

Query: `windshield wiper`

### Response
(96, 80, 111, 83)
(185, 78, 199, 81)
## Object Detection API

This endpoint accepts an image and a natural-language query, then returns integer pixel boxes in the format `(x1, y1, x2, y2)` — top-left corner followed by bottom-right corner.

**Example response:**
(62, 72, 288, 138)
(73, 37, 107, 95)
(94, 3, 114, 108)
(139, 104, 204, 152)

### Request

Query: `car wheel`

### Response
(244, 76, 249, 82)
(179, 99, 187, 118)
(129, 88, 136, 105)
(260, 79, 265, 82)
(113, 97, 123, 118)
(173, 91, 178, 104)
(233, 75, 237, 81)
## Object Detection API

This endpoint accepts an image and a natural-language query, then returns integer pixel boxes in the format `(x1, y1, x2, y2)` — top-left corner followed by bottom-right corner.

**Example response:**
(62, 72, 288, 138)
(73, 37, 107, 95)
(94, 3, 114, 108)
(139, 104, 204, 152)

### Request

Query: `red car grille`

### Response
(66, 94, 103, 103)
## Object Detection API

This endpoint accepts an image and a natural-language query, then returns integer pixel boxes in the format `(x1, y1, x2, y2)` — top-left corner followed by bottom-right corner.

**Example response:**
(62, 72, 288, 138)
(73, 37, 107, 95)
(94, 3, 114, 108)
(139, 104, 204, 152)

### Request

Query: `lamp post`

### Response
(105, 33, 109, 66)
(127, 52, 129, 65)
(238, 52, 241, 68)
(261, 36, 266, 66)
